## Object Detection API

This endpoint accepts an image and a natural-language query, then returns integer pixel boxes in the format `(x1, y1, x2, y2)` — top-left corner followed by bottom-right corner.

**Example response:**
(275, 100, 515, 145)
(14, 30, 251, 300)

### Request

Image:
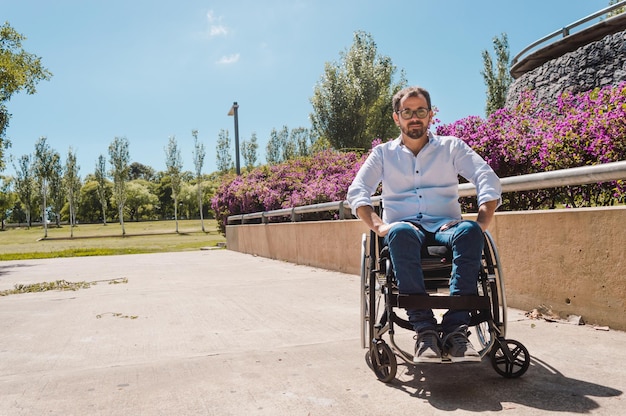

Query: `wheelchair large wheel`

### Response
(475, 278, 499, 350)
(360, 234, 381, 349)
(361, 233, 386, 348)
(490, 339, 530, 378)
(484, 231, 507, 337)
(360, 233, 369, 349)
(366, 340, 397, 383)
(475, 231, 507, 351)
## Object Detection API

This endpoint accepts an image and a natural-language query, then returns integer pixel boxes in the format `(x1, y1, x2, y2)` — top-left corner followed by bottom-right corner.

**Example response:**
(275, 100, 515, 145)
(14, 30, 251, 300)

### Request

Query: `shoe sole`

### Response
(413, 356, 443, 364)
(448, 355, 481, 363)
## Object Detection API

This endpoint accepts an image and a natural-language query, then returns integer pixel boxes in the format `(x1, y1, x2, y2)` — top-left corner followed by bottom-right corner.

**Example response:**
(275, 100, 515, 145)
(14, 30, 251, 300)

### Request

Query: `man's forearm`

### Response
(355, 205, 388, 236)
(476, 199, 498, 231)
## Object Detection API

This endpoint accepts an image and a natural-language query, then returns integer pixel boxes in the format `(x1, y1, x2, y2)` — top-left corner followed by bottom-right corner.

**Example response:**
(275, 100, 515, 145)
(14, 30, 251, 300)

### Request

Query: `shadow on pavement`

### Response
(368, 354, 622, 413)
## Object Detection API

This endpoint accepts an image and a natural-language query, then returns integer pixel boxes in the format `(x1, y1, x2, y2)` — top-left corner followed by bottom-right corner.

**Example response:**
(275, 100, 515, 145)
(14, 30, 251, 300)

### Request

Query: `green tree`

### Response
(78, 180, 111, 223)
(12, 153, 35, 226)
(291, 127, 315, 157)
(241, 132, 258, 171)
(310, 31, 406, 151)
(64, 148, 80, 236)
(266, 126, 291, 165)
(125, 179, 157, 221)
(94, 154, 108, 225)
(0, 175, 14, 230)
(165, 135, 183, 233)
(178, 181, 197, 220)
(608, 0, 626, 17)
(48, 151, 63, 227)
(0, 22, 53, 169)
(192, 129, 206, 232)
(216, 129, 233, 173)
(265, 128, 282, 166)
(481, 33, 512, 116)
(108, 136, 130, 235)
(129, 162, 156, 181)
(156, 173, 173, 219)
(34, 136, 55, 237)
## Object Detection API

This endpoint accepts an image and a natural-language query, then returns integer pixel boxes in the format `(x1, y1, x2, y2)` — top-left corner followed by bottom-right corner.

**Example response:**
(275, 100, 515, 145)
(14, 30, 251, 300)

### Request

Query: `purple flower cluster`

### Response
(436, 83, 626, 209)
(212, 83, 625, 231)
(436, 84, 626, 175)
(211, 150, 366, 231)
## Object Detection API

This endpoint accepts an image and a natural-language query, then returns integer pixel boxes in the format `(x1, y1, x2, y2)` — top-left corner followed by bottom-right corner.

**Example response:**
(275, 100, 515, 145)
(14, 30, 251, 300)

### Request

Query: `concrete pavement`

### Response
(0, 250, 624, 415)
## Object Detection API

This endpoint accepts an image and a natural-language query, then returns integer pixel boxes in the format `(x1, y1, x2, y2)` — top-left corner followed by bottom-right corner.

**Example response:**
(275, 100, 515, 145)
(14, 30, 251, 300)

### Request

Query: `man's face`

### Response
(393, 94, 432, 140)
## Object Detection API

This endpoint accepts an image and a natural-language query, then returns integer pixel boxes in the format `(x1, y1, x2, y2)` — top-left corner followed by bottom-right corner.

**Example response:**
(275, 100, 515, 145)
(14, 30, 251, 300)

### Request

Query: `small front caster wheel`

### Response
(490, 338, 530, 378)
(367, 340, 397, 383)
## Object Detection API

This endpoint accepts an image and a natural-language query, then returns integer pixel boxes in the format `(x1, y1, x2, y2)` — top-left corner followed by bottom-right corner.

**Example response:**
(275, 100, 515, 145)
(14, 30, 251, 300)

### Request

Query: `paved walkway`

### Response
(1, 250, 624, 415)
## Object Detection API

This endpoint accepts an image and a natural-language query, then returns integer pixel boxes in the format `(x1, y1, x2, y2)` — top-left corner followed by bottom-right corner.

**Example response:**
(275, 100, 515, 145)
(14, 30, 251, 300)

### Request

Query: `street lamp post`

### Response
(228, 101, 241, 175)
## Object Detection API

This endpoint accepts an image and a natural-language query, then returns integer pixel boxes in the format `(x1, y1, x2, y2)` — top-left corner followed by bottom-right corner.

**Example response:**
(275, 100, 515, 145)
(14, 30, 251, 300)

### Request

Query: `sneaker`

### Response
(413, 330, 442, 363)
(443, 328, 481, 363)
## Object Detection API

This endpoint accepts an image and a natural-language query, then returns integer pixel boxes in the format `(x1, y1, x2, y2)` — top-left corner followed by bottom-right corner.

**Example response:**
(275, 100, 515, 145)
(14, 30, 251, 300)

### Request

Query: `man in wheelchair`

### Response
(347, 86, 502, 364)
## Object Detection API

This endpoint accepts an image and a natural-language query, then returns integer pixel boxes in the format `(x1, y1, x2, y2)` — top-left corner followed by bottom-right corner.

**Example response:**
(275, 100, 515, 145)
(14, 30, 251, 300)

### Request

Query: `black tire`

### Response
(360, 234, 369, 349)
(367, 341, 397, 383)
(490, 339, 530, 378)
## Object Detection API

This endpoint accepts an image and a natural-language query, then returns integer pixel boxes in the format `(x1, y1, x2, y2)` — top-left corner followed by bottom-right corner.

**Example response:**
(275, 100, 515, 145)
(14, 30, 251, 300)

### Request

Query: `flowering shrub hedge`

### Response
(436, 83, 626, 209)
(212, 83, 625, 231)
(211, 150, 365, 232)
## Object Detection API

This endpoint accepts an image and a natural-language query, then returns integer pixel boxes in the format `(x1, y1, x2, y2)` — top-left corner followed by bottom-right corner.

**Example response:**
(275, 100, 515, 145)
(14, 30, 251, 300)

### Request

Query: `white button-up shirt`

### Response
(347, 132, 502, 232)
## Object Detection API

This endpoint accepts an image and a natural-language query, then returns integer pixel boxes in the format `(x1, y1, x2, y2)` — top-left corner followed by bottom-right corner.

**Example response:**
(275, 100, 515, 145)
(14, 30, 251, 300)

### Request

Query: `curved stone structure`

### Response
(506, 13, 626, 108)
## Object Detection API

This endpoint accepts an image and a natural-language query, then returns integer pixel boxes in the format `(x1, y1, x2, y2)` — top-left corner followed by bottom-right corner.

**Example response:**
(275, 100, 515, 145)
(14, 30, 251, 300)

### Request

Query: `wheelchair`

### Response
(360, 226, 530, 382)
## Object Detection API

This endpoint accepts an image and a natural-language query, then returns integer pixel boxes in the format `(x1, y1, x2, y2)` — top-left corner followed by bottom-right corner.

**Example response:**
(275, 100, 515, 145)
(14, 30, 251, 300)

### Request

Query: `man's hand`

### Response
(355, 205, 394, 237)
(439, 219, 461, 231)
(374, 222, 393, 237)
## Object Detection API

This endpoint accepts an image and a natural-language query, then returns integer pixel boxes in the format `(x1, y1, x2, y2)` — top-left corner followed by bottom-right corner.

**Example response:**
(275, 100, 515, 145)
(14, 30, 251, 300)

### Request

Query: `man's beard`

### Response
(401, 122, 427, 139)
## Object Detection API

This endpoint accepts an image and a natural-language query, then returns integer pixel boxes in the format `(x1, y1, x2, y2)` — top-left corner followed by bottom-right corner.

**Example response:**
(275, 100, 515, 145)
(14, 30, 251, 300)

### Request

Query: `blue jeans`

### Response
(383, 221, 484, 335)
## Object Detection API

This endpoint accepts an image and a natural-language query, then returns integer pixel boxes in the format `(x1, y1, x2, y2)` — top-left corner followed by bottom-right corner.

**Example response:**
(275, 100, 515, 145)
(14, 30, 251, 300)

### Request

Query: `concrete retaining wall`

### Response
(226, 206, 626, 331)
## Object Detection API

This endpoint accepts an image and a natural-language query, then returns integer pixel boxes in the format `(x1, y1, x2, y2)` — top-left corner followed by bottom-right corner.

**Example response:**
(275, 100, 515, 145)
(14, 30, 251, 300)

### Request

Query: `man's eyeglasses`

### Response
(397, 108, 430, 120)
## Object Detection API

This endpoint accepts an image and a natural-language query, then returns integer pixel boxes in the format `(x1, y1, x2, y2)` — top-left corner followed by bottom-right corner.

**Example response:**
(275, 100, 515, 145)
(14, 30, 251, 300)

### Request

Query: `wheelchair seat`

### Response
(378, 243, 452, 290)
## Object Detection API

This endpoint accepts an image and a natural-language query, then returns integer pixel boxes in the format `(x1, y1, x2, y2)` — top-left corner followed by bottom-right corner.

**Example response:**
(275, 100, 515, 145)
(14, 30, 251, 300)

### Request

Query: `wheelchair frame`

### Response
(360, 228, 530, 382)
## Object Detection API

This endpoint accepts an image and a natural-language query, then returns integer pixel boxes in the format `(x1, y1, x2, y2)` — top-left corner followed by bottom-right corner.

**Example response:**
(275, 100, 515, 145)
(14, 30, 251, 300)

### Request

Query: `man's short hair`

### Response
(392, 86, 432, 112)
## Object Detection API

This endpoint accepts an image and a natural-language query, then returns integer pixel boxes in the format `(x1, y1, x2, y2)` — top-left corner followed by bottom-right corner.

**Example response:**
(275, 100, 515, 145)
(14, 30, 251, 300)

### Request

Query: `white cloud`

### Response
(217, 53, 240, 65)
(210, 25, 228, 37)
(206, 9, 228, 38)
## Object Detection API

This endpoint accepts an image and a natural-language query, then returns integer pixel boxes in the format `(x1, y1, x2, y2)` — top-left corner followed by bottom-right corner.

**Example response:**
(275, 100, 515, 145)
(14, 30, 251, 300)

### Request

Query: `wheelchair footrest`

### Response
(393, 294, 491, 310)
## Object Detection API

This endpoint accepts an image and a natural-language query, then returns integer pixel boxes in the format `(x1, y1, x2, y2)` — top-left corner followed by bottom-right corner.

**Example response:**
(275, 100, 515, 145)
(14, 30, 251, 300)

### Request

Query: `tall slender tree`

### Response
(64, 148, 80, 237)
(481, 33, 512, 116)
(241, 132, 258, 171)
(191, 129, 206, 232)
(48, 152, 63, 227)
(95, 154, 108, 225)
(108, 136, 130, 235)
(165, 135, 183, 233)
(216, 129, 233, 173)
(13, 154, 35, 227)
(0, 175, 14, 230)
(34, 136, 55, 238)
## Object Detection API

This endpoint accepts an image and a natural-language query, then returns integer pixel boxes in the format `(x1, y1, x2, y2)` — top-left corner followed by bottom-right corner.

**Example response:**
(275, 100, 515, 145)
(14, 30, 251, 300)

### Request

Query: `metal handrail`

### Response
(227, 160, 626, 224)
(511, 0, 626, 65)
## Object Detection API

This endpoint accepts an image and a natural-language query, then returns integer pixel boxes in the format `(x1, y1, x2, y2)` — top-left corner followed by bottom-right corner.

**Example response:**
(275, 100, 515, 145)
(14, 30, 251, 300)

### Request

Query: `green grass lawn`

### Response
(0, 219, 226, 260)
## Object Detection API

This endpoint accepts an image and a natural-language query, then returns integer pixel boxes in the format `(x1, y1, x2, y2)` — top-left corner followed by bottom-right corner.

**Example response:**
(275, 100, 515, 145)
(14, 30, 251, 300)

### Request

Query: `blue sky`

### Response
(1, 0, 612, 177)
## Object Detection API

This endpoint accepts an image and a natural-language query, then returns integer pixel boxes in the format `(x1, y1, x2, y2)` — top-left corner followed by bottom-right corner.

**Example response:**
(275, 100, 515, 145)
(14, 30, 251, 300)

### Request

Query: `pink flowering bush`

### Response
(213, 83, 626, 231)
(437, 83, 626, 209)
(211, 150, 365, 232)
